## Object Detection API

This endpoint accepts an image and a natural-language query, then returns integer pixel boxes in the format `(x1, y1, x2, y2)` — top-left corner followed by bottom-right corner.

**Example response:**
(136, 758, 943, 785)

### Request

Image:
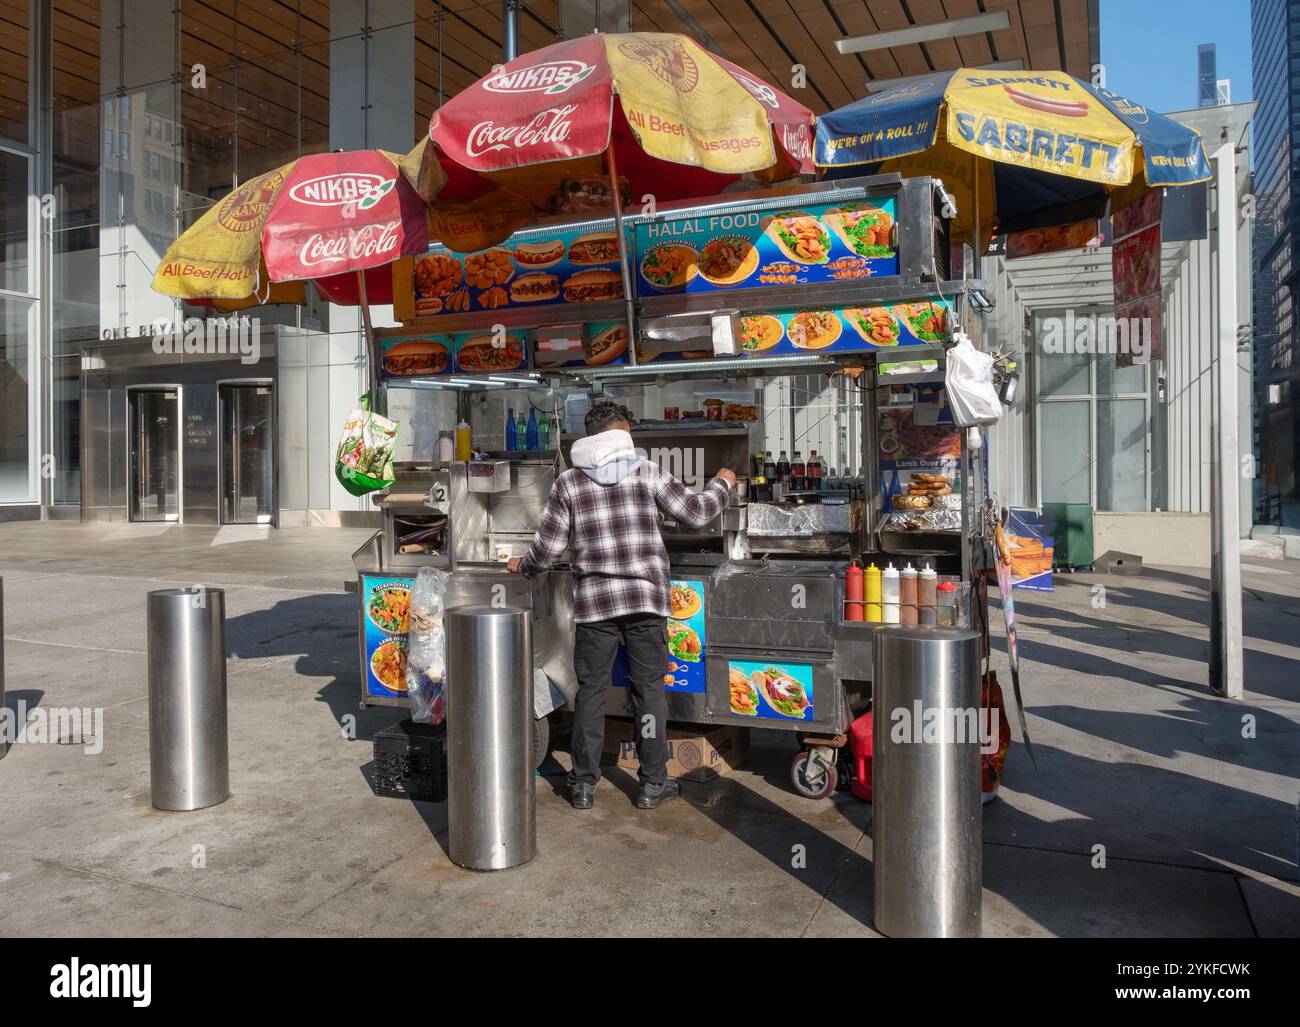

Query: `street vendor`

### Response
(509, 400, 735, 811)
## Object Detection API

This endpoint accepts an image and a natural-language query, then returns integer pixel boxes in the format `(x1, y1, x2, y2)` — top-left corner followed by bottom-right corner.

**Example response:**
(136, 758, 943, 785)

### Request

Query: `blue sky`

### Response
(1098, 0, 1253, 112)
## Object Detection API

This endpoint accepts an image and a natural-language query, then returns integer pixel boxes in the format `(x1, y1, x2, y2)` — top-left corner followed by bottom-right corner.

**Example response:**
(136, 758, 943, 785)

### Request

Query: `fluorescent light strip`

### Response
(487, 374, 544, 385)
(585, 354, 828, 377)
(865, 59, 1024, 93)
(837, 11, 1010, 56)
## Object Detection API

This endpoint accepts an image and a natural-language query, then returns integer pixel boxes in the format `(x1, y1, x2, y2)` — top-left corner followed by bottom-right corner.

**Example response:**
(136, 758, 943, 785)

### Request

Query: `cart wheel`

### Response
(533, 715, 551, 771)
(790, 751, 838, 800)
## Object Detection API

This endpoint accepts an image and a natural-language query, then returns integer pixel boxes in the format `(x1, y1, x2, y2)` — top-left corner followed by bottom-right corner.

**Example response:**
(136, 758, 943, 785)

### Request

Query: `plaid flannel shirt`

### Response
(518, 460, 730, 622)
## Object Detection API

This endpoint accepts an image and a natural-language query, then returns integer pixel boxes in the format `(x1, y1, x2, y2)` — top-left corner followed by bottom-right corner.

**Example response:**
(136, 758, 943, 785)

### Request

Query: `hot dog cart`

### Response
(353, 172, 992, 797)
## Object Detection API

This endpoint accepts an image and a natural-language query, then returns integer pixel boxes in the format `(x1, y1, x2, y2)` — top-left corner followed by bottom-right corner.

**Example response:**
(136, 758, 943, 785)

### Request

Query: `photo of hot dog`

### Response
(512, 239, 565, 268)
(509, 272, 560, 303)
(584, 325, 629, 365)
(382, 340, 449, 377)
(1002, 84, 1090, 118)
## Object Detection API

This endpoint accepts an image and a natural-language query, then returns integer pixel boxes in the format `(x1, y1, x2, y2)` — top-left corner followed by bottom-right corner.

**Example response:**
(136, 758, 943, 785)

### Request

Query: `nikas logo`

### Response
(733, 73, 779, 110)
(483, 60, 595, 95)
(289, 173, 394, 211)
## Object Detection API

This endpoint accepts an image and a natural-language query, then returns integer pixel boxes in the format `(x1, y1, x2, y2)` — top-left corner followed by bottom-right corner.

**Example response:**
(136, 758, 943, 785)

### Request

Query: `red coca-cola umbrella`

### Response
(420, 33, 813, 206)
(153, 149, 431, 401)
(411, 31, 815, 343)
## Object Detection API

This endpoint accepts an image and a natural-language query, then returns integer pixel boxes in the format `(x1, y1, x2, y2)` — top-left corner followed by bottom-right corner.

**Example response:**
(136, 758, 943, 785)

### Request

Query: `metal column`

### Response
(445, 605, 536, 870)
(147, 587, 230, 810)
(1209, 142, 1243, 699)
(872, 625, 983, 937)
(502, 0, 519, 62)
(0, 578, 6, 760)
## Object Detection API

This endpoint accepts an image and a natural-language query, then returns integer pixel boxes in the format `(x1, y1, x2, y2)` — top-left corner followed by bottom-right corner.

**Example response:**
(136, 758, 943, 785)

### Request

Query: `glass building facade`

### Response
(1, 0, 578, 521)
(1252, 0, 1300, 521)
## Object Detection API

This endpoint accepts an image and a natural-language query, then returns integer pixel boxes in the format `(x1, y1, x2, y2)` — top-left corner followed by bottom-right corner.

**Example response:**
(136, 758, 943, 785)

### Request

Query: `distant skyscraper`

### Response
(1251, 0, 1299, 522)
(1198, 43, 1218, 107)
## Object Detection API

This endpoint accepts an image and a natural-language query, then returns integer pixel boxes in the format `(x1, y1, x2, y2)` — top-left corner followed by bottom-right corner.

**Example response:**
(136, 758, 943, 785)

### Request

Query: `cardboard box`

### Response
(600, 718, 750, 783)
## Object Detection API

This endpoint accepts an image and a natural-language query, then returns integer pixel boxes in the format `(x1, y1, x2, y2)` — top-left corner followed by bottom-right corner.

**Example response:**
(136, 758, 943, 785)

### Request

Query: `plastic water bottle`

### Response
(505, 408, 517, 452)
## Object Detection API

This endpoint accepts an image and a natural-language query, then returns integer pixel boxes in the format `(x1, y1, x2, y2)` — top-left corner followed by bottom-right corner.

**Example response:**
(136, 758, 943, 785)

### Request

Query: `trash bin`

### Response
(445, 605, 535, 870)
(872, 625, 982, 937)
(147, 587, 229, 811)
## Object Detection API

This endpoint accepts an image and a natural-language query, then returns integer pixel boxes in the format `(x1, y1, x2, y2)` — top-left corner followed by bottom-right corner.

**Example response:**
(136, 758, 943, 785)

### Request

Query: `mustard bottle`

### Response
(864, 562, 883, 623)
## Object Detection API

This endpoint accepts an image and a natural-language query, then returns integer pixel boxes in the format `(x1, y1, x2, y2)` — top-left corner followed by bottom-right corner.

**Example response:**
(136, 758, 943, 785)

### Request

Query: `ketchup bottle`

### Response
(844, 560, 864, 622)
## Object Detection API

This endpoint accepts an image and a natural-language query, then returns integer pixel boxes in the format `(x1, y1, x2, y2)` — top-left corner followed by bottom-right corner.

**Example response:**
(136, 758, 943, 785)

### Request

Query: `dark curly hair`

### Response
(584, 399, 635, 435)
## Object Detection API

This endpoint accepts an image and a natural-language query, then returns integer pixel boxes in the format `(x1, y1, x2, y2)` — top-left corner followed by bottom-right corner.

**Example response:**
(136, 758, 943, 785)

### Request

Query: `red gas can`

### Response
(848, 710, 873, 802)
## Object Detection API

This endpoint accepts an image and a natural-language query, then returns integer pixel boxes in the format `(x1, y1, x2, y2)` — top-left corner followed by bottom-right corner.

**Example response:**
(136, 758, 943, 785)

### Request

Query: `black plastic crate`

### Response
(373, 718, 448, 802)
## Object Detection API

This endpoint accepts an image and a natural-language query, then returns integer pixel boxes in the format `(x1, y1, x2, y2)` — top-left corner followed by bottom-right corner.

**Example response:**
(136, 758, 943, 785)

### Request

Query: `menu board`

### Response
(726, 660, 814, 721)
(381, 329, 530, 379)
(361, 574, 413, 700)
(879, 400, 961, 471)
(395, 225, 625, 321)
(634, 196, 899, 297)
(735, 298, 953, 357)
(612, 579, 707, 694)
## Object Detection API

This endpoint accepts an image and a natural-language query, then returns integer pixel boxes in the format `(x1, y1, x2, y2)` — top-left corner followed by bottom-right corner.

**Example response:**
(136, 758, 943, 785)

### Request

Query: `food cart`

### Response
(352, 171, 992, 798)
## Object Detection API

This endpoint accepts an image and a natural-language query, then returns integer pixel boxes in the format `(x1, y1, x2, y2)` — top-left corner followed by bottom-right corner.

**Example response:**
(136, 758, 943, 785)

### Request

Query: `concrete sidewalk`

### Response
(0, 522, 1296, 937)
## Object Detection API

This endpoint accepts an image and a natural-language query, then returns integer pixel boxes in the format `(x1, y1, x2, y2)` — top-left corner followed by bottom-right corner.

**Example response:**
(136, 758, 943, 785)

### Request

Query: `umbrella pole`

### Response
(357, 269, 385, 416)
(605, 145, 639, 365)
(966, 154, 978, 336)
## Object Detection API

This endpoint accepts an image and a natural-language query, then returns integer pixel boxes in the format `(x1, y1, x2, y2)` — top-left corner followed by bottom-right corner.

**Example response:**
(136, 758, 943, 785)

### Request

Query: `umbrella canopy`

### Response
(152, 149, 429, 303)
(815, 69, 1212, 249)
(418, 32, 815, 215)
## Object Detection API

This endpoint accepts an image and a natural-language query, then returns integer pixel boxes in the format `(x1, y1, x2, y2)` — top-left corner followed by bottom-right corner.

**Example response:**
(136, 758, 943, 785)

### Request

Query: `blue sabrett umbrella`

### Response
(815, 68, 1212, 251)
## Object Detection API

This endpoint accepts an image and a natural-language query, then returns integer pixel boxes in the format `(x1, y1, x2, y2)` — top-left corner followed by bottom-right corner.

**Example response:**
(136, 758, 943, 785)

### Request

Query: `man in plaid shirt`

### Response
(509, 401, 735, 810)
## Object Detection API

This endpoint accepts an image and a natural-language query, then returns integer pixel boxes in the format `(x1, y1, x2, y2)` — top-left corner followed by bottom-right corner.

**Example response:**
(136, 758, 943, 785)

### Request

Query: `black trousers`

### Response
(571, 613, 669, 788)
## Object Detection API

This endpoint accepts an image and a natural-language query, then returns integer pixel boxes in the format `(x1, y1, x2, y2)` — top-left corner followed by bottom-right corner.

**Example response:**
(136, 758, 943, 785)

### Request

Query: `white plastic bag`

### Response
(944, 333, 1003, 427)
(406, 566, 450, 724)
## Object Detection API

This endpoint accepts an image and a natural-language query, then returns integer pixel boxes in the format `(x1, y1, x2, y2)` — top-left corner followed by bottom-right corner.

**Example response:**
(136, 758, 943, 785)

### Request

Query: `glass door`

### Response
(220, 383, 275, 524)
(128, 387, 181, 521)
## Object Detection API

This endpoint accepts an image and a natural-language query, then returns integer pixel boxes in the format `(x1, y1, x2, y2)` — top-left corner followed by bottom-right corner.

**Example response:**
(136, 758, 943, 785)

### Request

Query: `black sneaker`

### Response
(568, 782, 594, 810)
(635, 779, 680, 809)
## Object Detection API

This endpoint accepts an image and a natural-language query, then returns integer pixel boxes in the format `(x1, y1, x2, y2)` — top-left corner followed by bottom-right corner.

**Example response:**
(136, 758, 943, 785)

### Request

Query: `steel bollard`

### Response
(872, 625, 982, 937)
(0, 577, 6, 761)
(445, 605, 535, 870)
(147, 587, 229, 811)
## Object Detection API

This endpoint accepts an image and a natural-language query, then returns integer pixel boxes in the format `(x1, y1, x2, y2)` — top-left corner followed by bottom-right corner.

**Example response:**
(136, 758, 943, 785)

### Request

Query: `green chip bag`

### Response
(335, 395, 398, 497)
